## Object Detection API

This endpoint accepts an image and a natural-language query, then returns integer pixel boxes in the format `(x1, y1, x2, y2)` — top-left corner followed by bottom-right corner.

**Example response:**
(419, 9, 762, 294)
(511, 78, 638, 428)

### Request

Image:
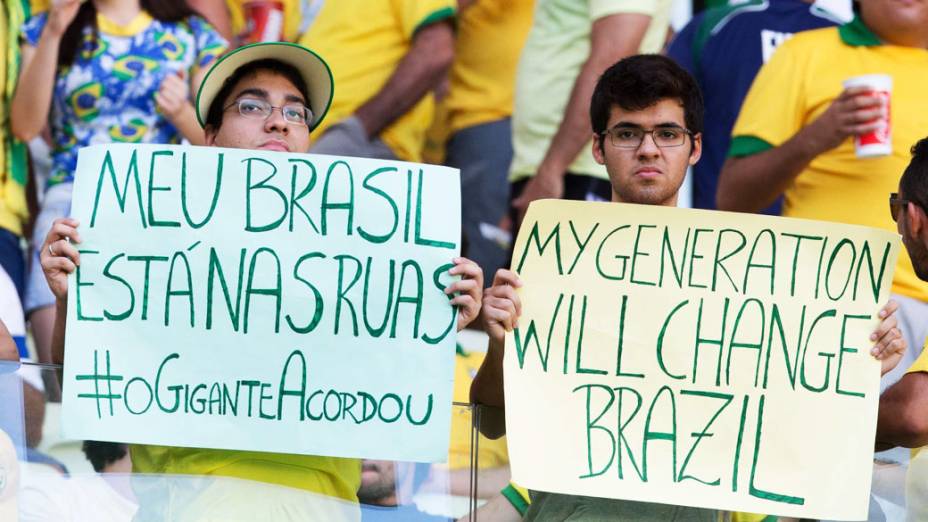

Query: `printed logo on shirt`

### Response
(760, 29, 795, 63)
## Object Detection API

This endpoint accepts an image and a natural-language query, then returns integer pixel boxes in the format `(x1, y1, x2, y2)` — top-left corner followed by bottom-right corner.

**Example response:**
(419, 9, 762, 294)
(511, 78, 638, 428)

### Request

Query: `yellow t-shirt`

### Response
(298, 0, 455, 162)
(447, 349, 509, 469)
(443, 0, 534, 135)
(509, 0, 671, 182)
(130, 444, 361, 502)
(730, 19, 928, 303)
(0, 1, 28, 236)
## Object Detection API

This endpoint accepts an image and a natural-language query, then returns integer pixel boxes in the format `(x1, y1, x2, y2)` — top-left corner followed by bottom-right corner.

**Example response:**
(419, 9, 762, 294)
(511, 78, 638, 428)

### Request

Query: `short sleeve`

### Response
(187, 16, 228, 74)
(729, 36, 807, 157)
(589, 0, 657, 21)
(394, 0, 456, 39)
(501, 482, 531, 515)
(908, 344, 928, 375)
(20, 12, 47, 47)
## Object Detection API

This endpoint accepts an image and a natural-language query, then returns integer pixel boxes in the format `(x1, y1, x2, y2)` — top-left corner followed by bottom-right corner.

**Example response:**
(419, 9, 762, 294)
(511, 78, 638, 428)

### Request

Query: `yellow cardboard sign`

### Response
(504, 200, 900, 520)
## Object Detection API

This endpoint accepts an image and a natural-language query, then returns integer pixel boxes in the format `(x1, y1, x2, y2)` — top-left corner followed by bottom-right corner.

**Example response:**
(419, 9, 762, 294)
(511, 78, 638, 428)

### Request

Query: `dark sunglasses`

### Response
(890, 192, 912, 223)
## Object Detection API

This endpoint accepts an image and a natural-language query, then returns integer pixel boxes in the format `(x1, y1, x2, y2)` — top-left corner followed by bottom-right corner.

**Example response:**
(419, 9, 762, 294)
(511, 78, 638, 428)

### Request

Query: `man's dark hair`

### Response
(82, 441, 128, 472)
(205, 59, 310, 130)
(900, 138, 928, 209)
(590, 54, 704, 150)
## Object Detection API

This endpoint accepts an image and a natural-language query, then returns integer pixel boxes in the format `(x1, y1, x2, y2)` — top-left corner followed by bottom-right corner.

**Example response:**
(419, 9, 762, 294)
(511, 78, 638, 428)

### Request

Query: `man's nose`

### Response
(637, 132, 660, 158)
(264, 108, 290, 134)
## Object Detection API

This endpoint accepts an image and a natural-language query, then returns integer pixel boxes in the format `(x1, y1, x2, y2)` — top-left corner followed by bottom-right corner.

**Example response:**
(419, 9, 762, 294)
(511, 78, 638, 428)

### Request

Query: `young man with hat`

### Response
(39, 41, 483, 519)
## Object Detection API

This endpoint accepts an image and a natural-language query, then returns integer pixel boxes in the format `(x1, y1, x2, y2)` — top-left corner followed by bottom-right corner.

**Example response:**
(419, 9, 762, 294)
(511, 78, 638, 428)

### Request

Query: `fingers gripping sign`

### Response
(40, 217, 82, 301)
(446, 257, 484, 332)
(483, 269, 524, 343)
(870, 299, 906, 376)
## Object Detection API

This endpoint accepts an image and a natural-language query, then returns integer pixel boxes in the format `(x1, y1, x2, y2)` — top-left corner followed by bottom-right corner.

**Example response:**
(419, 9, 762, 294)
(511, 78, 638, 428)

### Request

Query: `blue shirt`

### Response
(667, 0, 842, 213)
(22, 11, 226, 188)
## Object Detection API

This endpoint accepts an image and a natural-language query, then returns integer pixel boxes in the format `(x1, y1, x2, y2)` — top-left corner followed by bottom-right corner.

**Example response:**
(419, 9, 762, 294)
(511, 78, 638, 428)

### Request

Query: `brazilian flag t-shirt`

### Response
(21, 10, 226, 188)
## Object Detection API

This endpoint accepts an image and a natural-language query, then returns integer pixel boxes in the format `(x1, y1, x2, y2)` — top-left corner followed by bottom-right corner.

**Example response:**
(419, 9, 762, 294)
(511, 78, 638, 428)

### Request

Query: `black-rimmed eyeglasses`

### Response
(224, 98, 313, 126)
(600, 125, 693, 149)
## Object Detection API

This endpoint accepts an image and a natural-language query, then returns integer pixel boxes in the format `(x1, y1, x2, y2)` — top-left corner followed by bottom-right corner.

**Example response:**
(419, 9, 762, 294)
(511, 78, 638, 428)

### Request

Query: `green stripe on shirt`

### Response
(728, 135, 774, 158)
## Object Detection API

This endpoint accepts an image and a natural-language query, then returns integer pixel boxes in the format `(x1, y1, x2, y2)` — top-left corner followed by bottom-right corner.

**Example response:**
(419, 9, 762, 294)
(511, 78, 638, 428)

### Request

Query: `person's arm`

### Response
(445, 466, 511, 499)
(353, 20, 455, 139)
(0, 320, 19, 363)
(470, 269, 522, 439)
(187, 0, 234, 42)
(716, 86, 885, 212)
(10, 0, 82, 141)
(456, 489, 524, 522)
(38, 218, 82, 365)
(511, 13, 652, 218)
(877, 372, 928, 450)
(156, 72, 206, 145)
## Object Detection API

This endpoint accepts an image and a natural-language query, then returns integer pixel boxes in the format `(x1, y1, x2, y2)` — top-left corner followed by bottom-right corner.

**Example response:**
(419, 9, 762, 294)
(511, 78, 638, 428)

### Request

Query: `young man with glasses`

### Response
(38, 42, 484, 520)
(472, 54, 717, 520)
(471, 54, 905, 521)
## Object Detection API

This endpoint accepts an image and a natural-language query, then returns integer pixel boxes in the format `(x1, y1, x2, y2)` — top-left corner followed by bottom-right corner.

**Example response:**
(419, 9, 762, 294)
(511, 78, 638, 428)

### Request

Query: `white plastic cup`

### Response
(842, 74, 892, 158)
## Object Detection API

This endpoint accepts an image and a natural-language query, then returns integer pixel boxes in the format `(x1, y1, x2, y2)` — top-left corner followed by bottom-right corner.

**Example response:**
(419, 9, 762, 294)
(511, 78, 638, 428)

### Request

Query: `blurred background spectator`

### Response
(667, 0, 847, 214)
(440, 0, 533, 283)
(507, 0, 672, 240)
(299, 0, 455, 162)
(12, 0, 225, 376)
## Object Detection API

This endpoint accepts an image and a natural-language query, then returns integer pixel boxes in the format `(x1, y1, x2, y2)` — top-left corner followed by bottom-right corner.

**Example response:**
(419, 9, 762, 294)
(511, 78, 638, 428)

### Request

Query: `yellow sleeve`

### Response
(226, 0, 245, 37)
(590, 0, 658, 19)
(907, 343, 928, 374)
(729, 37, 808, 156)
(29, 0, 49, 14)
(731, 512, 777, 522)
(500, 482, 531, 515)
(393, 0, 456, 39)
(281, 0, 302, 42)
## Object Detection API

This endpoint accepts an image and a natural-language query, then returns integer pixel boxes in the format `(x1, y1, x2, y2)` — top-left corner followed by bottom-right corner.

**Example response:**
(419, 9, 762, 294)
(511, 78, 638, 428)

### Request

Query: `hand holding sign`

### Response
(40, 217, 82, 301)
(502, 199, 903, 520)
(60, 143, 463, 462)
(871, 299, 905, 375)
(446, 257, 484, 332)
(482, 269, 523, 343)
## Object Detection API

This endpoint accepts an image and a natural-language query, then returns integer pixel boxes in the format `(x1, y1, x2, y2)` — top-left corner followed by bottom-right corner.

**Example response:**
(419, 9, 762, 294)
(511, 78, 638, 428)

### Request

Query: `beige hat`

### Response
(195, 42, 334, 130)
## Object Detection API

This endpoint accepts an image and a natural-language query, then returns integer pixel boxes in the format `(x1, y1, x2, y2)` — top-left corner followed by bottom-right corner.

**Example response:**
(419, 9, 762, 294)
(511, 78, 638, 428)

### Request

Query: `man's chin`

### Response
(617, 186, 675, 206)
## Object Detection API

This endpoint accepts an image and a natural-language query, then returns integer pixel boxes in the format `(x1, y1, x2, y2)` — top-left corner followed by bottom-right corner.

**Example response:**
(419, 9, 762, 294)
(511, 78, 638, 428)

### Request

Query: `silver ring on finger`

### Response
(48, 243, 57, 257)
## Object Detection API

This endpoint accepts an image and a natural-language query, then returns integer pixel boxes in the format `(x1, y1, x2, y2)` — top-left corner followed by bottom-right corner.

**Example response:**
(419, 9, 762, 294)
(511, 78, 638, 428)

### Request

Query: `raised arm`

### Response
(10, 0, 81, 141)
(717, 86, 886, 212)
(511, 12, 652, 218)
(470, 269, 522, 438)
(353, 19, 455, 139)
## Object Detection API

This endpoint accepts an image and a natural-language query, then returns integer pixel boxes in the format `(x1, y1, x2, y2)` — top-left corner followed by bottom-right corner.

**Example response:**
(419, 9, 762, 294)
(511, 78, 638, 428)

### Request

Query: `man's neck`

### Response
(863, 11, 928, 49)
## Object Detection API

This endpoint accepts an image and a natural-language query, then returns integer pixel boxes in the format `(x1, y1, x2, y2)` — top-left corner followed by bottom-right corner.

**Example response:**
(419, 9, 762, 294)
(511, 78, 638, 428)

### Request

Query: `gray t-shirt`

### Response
(524, 492, 720, 521)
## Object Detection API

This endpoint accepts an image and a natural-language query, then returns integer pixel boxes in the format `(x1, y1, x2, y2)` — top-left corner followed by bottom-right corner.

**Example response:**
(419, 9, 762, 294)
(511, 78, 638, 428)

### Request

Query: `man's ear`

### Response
(688, 132, 703, 166)
(592, 133, 606, 165)
(907, 201, 926, 237)
(204, 125, 217, 146)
